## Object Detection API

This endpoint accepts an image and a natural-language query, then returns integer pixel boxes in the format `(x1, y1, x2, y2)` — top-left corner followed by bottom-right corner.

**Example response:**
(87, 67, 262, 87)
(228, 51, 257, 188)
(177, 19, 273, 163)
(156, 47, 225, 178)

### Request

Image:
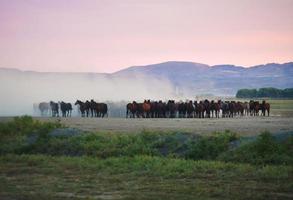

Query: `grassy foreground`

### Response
(0, 116, 292, 199)
(1, 154, 292, 200)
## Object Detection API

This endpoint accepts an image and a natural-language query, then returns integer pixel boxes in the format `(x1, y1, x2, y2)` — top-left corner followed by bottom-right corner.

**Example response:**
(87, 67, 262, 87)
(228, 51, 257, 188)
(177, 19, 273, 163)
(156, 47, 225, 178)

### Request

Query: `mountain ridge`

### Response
(1, 61, 293, 74)
(1, 61, 292, 96)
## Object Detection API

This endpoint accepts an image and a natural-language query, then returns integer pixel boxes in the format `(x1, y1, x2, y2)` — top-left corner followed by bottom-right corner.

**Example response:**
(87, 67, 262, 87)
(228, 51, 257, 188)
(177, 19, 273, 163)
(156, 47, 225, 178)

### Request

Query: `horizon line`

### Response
(0, 60, 292, 74)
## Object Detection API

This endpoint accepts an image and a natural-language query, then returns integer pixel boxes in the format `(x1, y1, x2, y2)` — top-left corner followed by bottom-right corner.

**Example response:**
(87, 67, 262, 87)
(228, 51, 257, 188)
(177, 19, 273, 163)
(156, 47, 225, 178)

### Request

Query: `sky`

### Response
(0, 0, 293, 73)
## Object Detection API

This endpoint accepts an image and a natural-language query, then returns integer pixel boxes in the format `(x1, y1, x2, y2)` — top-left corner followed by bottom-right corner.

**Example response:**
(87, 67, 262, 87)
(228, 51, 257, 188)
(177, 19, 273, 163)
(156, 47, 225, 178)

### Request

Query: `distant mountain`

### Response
(113, 61, 293, 95)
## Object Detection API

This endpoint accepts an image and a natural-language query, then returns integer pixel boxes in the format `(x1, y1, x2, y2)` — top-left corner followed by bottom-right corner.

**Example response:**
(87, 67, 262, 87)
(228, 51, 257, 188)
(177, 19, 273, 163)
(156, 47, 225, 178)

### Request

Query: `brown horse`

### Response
(211, 100, 220, 118)
(142, 100, 151, 118)
(236, 101, 245, 116)
(186, 100, 194, 118)
(260, 100, 270, 116)
(254, 101, 260, 116)
(126, 101, 138, 118)
(196, 101, 205, 118)
(243, 102, 249, 116)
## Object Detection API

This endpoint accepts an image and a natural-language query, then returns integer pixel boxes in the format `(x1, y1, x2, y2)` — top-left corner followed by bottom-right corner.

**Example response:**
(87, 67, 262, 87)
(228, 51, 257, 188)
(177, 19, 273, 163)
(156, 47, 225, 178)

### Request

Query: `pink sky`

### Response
(0, 0, 293, 73)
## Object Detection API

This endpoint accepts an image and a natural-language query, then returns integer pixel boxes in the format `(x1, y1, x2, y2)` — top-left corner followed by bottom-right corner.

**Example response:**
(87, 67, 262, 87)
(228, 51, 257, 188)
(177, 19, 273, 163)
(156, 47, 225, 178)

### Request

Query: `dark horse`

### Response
(194, 101, 205, 118)
(204, 100, 211, 118)
(75, 100, 89, 117)
(260, 100, 270, 116)
(167, 100, 177, 118)
(50, 101, 59, 117)
(211, 100, 220, 118)
(60, 101, 72, 117)
(98, 103, 108, 117)
(126, 101, 138, 118)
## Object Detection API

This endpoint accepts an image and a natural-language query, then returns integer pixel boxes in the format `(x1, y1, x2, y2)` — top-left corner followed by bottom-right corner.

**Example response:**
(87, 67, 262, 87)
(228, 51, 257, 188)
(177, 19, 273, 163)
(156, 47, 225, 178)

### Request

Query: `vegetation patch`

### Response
(0, 154, 292, 200)
(1, 116, 292, 165)
(0, 116, 292, 199)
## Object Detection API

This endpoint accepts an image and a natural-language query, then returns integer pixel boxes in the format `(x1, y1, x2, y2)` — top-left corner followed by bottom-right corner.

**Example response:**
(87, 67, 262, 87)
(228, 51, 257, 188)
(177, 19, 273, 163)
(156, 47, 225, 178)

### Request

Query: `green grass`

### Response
(0, 154, 292, 200)
(1, 117, 292, 165)
(0, 116, 292, 199)
(267, 99, 293, 109)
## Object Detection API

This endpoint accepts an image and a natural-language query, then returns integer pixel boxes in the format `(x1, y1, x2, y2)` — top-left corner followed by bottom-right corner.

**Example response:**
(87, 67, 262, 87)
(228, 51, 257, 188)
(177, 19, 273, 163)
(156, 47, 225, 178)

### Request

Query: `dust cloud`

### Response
(0, 69, 180, 116)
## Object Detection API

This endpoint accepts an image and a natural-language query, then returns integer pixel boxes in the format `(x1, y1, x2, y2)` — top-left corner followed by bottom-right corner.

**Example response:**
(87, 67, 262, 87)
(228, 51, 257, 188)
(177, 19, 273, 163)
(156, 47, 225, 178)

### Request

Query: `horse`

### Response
(186, 100, 194, 118)
(243, 102, 249, 116)
(260, 100, 270, 116)
(150, 101, 158, 118)
(194, 101, 199, 118)
(50, 101, 59, 117)
(196, 101, 205, 118)
(178, 101, 186, 118)
(236, 101, 245, 116)
(126, 101, 138, 118)
(249, 100, 255, 116)
(204, 99, 211, 118)
(142, 100, 151, 118)
(220, 101, 229, 118)
(38, 102, 50, 116)
(167, 100, 177, 118)
(98, 103, 108, 118)
(126, 103, 133, 118)
(89, 100, 98, 117)
(75, 100, 88, 117)
(228, 101, 236, 118)
(60, 101, 72, 117)
(254, 101, 260, 116)
(211, 100, 220, 118)
(157, 101, 166, 118)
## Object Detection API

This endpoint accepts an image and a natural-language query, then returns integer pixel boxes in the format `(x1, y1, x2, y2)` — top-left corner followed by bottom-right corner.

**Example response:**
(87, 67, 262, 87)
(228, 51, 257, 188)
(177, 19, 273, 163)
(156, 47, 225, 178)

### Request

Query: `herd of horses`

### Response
(37, 100, 108, 118)
(36, 99, 270, 118)
(126, 100, 270, 118)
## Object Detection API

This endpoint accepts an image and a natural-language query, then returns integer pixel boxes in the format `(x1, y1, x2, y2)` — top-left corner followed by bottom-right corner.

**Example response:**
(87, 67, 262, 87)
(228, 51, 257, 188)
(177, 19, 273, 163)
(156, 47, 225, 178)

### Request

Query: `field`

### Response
(20, 116, 293, 136)
(0, 99, 293, 199)
(1, 154, 292, 199)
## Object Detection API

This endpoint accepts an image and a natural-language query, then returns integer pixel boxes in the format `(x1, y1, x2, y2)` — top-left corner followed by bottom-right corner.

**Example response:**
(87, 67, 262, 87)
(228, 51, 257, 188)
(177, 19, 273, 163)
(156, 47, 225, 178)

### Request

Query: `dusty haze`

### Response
(0, 69, 180, 116)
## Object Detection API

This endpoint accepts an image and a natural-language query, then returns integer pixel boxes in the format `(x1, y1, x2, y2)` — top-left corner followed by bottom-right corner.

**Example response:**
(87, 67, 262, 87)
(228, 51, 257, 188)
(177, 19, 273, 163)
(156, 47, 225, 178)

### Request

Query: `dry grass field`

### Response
(29, 116, 293, 136)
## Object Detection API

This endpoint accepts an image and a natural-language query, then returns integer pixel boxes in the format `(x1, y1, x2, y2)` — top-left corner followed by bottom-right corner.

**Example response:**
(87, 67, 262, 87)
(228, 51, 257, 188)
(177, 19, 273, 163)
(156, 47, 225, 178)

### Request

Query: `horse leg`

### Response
(267, 108, 270, 117)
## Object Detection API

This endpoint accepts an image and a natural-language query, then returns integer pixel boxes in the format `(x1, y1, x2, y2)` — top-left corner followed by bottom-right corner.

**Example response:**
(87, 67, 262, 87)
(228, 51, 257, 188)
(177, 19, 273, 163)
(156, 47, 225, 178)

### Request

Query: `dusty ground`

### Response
(2, 116, 293, 135)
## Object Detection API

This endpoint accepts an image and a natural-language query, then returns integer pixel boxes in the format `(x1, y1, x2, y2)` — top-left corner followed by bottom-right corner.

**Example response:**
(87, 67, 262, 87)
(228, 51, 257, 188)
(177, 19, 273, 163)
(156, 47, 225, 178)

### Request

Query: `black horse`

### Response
(50, 101, 59, 117)
(98, 103, 108, 118)
(60, 101, 72, 117)
(75, 100, 89, 117)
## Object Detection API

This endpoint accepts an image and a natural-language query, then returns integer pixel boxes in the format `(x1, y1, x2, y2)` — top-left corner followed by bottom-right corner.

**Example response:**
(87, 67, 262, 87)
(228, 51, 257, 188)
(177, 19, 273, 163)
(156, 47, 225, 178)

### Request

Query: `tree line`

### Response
(236, 87, 293, 98)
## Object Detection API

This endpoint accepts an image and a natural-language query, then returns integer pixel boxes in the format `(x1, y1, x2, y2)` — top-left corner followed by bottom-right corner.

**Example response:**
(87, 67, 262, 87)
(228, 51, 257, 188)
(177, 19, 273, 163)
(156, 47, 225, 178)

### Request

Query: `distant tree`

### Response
(236, 88, 293, 98)
(282, 88, 293, 98)
(236, 89, 257, 98)
(257, 87, 282, 98)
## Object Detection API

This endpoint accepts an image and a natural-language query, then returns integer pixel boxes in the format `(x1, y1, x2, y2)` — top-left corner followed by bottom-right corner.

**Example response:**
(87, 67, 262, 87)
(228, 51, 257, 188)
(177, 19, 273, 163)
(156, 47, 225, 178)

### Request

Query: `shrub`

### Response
(185, 131, 238, 160)
(218, 132, 293, 165)
(0, 116, 62, 154)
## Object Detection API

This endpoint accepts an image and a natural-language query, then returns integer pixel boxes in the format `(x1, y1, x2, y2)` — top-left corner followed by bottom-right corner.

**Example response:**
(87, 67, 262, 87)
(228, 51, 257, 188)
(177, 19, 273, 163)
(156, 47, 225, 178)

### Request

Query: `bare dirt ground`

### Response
(2, 116, 293, 135)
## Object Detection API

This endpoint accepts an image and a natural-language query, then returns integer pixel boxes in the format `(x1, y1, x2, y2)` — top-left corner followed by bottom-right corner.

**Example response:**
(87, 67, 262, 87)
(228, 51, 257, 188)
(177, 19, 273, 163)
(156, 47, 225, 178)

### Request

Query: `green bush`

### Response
(0, 116, 62, 137)
(218, 132, 293, 165)
(0, 116, 62, 154)
(185, 131, 238, 160)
